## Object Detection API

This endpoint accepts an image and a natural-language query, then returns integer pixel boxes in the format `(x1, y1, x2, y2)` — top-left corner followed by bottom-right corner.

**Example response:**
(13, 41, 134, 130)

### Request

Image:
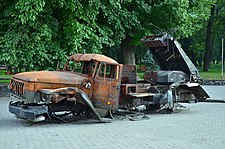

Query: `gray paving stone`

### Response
(1, 97, 225, 149)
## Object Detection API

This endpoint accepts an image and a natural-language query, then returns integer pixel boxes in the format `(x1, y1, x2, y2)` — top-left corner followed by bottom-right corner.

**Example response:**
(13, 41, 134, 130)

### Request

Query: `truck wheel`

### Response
(166, 108, 173, 114)
(84, 110, 93, 119)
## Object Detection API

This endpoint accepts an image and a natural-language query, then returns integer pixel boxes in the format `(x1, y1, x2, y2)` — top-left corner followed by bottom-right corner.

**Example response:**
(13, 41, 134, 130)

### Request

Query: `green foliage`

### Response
(186, 0, 225, 69)
(16, 0, 46, 24)
(199, 63, 225, 80)
(142, 50, 159, 70)
(0, 80, 10, 84)
(0, 0, 216, 70)
(0, 1, 66, 70)
(150, 0, 215, 38)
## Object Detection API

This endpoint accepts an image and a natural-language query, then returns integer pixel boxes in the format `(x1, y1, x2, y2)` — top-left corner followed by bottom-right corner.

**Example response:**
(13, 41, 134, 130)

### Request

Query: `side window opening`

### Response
(62, 60, 98, 77)
(98, 63, 118, 79)
(82, 61, 94, 74)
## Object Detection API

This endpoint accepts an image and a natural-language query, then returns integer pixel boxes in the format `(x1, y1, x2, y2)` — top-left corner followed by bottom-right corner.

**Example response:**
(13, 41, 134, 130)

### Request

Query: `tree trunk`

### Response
(203, 4, 215, 72)
(198, 51, 203, 68)
(6, 65, 12, 75)
(14, 67, 18, 74)
(117, 46, 123, 64)
(181, 38, 197, 66)
(121, 36, 135, 64)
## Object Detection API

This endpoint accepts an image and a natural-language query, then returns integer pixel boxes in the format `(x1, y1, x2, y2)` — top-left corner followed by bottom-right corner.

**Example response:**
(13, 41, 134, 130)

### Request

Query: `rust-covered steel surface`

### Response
(9, 37, 210, 123)
(13, 71, 86, 84)
(39, 87, 102, 121)
(9, 53, 123, 122)
(142, 34, 168, 48)
(91, 64, 123, 111)
(11, 71, 86, 102)
(68, 54, 118, 64)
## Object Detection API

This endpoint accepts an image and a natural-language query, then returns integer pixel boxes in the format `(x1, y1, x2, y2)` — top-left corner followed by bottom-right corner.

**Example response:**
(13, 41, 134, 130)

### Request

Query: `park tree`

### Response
(203, 3, 217, 71)
(193, 0, 225, 71)
(115, 0, 215, 64)
(0, 0, 216, 70)
(211, 0, 225, 65)
(0, 0, 66, 70)
(0, 0, 120, 70)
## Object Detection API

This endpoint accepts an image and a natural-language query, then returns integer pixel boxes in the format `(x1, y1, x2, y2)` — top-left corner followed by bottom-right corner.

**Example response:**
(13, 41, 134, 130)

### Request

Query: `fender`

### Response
(39, 87, 102, 121)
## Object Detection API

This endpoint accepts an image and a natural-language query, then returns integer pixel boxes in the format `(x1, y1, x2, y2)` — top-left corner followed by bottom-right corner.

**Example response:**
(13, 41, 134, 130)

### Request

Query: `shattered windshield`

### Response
(62, 60, 96, 75)
(62, 60, 82, 72)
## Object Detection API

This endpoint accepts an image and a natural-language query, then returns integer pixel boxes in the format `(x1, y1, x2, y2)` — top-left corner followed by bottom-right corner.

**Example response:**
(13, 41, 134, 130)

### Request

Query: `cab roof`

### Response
(68, 54, 119, 64)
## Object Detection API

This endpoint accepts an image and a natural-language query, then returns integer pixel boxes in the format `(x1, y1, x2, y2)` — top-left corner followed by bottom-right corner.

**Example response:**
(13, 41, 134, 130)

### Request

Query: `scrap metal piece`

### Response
(40, 87, 102, 121)
(142, 33, 201, 82)
(177, 82, 210, 100)
(9, 101, 48, 121)
(144, 70, 189, 83)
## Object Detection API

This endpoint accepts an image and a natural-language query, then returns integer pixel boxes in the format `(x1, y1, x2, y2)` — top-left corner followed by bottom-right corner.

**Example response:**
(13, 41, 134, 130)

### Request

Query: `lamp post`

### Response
(222, 37, 224, 79)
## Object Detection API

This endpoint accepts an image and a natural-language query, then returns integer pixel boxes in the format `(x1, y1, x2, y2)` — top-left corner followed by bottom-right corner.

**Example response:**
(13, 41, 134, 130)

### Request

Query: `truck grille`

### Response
(11, 79, 24, 97)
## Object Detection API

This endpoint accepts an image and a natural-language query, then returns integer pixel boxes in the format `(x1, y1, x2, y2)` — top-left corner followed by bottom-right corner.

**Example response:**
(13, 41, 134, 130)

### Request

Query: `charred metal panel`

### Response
(10, 71, 88, 103)
(68, 54, 118, 65)
(10, 80, 83, 103)
(142, 34, 168, 48)
(10, 78, 36, 102)
(10, 79, 24, 98)
(144, 70, 189, 83)
(142, 33, 201, 81)
(121, 84, 137, 97)
(39, 87, 102, 121)
(122, 65, 137, 84)
(9, 101, 48, 120)
(177, 83, 210, 100)
(92, 64, 122, 111)
(92, 77, 120, 110)
(13, 71, 86, 84)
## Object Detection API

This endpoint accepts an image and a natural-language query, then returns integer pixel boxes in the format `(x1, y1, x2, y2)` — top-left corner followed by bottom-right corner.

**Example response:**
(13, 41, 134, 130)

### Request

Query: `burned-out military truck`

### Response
(9, 34, 209, 122)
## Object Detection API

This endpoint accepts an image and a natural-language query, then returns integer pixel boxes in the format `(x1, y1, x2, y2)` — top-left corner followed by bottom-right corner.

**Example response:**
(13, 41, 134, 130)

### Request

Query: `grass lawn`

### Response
(0, 70, 14, 78)
(0, 79, 10, 84)
(0, 63, 224, 84)
(199, 63, 225, 80)
(0, 70, 13, 84)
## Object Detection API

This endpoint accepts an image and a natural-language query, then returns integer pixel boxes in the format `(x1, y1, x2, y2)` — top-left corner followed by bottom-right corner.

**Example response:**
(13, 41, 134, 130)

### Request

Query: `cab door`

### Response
(92, 62, 122, 110)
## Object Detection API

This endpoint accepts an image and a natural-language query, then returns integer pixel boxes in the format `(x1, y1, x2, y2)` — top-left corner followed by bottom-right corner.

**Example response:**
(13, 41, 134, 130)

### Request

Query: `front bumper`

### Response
(9, 101, 48, 120)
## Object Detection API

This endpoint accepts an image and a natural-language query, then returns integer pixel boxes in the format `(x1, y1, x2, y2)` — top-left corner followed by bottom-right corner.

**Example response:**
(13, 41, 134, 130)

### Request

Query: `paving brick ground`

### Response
(1, 97, 225, 149)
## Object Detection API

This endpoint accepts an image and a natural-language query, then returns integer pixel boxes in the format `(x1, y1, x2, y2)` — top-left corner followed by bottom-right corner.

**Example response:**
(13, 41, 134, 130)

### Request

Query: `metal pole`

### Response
(222, 38, 224, 79)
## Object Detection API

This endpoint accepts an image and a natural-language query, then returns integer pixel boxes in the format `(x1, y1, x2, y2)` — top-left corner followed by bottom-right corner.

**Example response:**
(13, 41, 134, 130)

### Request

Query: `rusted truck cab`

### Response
(9, 54, 122, 122)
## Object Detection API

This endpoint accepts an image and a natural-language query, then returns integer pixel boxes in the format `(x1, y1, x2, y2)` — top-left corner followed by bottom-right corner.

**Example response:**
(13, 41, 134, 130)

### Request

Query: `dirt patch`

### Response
(0, 85, 10, 97)
(201, 80, 225, 86)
